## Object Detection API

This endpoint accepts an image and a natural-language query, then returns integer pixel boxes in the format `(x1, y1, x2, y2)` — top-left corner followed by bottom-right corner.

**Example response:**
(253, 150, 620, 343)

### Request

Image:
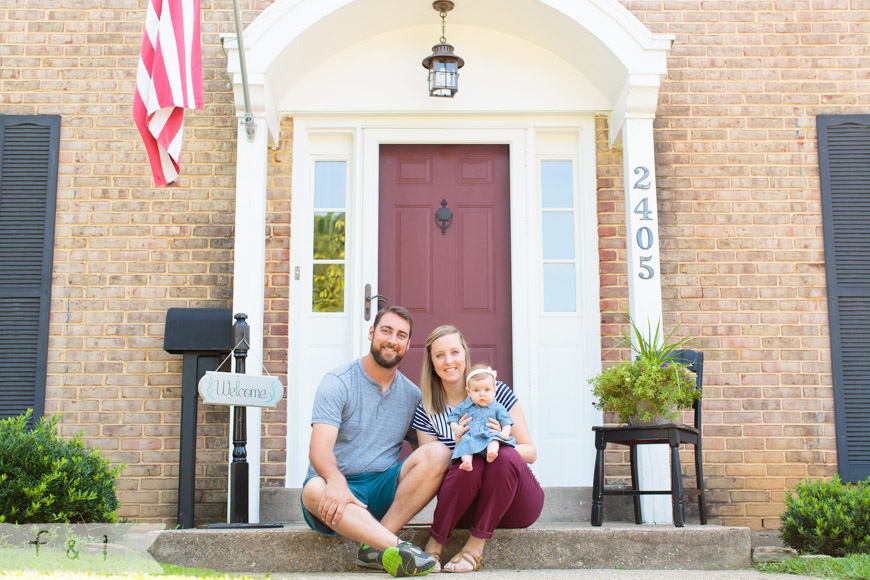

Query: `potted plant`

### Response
(589, 314, 700, 425)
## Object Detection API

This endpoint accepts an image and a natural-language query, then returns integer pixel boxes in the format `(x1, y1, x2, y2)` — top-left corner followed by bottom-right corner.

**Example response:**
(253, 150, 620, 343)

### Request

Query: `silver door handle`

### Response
(364, 284, 388, 321)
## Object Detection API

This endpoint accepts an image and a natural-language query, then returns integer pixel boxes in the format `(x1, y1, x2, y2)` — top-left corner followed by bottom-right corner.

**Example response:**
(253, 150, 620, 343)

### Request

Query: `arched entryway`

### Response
(224, 0, 672, 520)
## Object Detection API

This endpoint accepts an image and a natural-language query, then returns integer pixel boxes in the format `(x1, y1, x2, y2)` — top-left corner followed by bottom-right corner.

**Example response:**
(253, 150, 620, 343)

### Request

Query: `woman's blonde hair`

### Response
(420, 325, 471, 415)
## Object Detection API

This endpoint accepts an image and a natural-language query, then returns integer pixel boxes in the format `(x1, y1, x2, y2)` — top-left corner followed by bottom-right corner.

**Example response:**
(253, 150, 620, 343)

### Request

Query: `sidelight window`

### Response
(312, 160, 347, 313)
(540, 160, 577, 312)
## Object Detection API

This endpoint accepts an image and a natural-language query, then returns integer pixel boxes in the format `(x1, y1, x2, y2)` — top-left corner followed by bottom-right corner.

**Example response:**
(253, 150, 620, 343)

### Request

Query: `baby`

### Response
(447, 363, 516, 471)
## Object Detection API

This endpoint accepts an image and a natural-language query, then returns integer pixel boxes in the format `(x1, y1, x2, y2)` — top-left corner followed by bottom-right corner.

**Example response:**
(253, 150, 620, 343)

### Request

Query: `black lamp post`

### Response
(422, 1, 464, 98)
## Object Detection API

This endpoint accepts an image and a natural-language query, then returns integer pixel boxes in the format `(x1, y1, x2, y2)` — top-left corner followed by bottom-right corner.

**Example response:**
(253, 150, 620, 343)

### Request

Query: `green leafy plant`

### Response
(589, 312, 698, 425)
(312, 211, 346, 313)
(0, 410, 122, 524)
(779, 476, 870, 557)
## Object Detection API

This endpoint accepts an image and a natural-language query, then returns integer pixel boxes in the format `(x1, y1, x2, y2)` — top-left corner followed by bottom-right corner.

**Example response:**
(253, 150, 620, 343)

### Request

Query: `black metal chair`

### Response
(591, 349, 706, 527)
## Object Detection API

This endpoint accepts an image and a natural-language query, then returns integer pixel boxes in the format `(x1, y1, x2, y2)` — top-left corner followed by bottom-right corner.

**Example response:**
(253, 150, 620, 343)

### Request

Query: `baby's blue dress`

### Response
(447, 397, 517, 461)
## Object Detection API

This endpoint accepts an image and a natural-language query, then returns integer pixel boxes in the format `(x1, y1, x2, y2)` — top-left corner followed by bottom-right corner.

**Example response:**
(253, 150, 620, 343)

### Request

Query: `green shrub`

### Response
(0, 410, 122, 524)
(780, 475, 870, 556)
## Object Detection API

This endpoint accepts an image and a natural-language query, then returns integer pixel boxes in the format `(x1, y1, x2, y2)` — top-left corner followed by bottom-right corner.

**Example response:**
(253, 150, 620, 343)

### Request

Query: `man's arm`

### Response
(309, 422, 366, 526)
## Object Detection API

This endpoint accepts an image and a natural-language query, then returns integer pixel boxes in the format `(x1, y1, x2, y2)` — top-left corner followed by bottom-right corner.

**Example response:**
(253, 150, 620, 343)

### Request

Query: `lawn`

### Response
(758, 554, 870, 580)
(0, 546, 260, 579)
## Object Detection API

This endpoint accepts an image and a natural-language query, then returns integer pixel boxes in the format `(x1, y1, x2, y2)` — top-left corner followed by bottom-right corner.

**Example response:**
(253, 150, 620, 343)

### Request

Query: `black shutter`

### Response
(818, 114, 870, 482)
(0, 115, 60, 422)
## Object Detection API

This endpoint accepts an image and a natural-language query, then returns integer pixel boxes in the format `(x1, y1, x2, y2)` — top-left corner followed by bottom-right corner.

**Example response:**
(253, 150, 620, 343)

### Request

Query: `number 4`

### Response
(633, 197, 652, 221)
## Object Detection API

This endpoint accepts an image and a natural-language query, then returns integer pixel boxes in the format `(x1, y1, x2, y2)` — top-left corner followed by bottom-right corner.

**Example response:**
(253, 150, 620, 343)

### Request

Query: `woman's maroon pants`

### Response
(429, 446, 545, 543)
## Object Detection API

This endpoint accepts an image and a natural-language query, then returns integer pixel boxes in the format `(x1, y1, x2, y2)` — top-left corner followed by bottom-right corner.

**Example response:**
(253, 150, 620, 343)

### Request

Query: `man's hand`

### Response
(319, 478, 367, 526)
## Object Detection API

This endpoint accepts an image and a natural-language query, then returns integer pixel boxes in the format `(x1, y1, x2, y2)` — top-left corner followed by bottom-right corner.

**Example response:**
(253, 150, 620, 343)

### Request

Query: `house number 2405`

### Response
(632, 166, 655, 280)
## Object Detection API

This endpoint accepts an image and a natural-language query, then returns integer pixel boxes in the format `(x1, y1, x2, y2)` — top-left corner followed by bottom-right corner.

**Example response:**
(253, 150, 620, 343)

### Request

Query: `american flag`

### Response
(133, 0, 203, 187)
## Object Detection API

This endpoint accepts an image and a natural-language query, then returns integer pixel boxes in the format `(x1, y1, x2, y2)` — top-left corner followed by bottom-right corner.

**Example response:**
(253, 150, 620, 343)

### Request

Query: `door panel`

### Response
(379, 144, 513, 388)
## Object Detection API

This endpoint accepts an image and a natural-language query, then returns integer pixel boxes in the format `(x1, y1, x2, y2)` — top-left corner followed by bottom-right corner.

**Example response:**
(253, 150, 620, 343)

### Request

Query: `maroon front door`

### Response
(378, 144, 513, 387)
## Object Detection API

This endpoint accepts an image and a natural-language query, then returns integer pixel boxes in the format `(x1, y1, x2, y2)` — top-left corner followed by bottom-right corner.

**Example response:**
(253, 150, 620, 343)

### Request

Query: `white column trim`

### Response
(622, 117, 669, 523)
(228, 115, 269, 523)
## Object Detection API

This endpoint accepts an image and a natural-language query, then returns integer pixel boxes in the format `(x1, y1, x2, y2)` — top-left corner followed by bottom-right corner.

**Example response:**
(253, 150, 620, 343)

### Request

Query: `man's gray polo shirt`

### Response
(306, 358, 421, 479)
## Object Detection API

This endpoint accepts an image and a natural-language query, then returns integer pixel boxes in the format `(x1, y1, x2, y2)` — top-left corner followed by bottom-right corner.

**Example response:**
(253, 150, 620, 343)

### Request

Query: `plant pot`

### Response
(628, 413, 672, 426)
(628, 401, 673, 426)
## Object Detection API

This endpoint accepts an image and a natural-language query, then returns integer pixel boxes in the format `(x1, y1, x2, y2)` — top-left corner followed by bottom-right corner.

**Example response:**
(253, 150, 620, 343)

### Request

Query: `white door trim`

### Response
(287, 114, 601, 487)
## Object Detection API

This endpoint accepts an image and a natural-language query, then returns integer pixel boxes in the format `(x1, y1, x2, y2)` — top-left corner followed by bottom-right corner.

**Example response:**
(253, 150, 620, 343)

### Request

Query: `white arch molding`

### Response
(225, 0, 674, 523)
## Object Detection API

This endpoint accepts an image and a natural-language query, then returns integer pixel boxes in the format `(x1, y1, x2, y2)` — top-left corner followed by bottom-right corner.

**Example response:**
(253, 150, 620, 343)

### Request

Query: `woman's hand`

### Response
(455, 412, 471, 440)
(486, 417, 501, 433)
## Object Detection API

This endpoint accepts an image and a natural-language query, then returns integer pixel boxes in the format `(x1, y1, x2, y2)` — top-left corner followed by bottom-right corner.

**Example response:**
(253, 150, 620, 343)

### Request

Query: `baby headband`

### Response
(466, 366, 497, 386)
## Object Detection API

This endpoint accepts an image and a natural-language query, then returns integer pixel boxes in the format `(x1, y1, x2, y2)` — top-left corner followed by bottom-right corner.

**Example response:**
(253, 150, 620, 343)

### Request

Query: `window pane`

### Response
(313, 212, 345, 260)
(543, 263, 576, 312)
(542, 212, 575, 260)
(312, 263, 345, 313)
(541, 160, 573, 209)
(314, 161, 346, 208)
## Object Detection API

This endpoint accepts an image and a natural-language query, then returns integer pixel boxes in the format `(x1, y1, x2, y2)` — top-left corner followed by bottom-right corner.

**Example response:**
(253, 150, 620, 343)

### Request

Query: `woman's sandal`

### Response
(426, 552, 442, 574)
(443, 549, 482, 573)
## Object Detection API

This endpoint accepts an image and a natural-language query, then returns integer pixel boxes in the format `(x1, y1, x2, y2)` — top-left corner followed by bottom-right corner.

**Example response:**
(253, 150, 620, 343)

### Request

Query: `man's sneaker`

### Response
(354, 544, 384, 570)
(380, 541, 436, 578)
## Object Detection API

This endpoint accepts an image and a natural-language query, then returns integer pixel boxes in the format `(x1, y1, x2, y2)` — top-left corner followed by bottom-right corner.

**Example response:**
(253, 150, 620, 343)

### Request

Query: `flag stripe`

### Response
(134, 0, 202, 187)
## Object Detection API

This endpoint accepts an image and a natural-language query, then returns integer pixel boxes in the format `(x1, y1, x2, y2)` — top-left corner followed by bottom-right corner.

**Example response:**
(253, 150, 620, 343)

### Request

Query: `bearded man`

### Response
(301, 306, 449, 577)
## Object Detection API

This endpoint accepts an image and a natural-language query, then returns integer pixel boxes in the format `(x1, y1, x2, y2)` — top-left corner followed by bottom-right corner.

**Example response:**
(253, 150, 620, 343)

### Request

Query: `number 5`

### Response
(638, 256, 655, 280)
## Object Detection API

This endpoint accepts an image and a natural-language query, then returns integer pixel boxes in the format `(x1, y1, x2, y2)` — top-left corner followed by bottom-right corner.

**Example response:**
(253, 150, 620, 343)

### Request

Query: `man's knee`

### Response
(301, 476, 325, 510)
(402, 442, 450, 482)
(419, 441, 451, 471)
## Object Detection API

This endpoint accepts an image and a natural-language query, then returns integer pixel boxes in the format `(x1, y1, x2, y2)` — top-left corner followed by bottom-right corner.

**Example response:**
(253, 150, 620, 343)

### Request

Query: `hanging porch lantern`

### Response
(422, 1, 464, 98)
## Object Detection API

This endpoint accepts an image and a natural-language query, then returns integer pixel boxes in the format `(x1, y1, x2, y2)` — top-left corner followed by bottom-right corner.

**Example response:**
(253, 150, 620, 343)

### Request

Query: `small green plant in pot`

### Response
(589, 313, 699, 425)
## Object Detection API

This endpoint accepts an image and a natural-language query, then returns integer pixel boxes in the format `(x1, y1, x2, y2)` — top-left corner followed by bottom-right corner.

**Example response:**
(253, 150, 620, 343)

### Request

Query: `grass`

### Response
(758, 553, 870, 580)
(0, 563, 266, 579)
(0, 546, 266, 579)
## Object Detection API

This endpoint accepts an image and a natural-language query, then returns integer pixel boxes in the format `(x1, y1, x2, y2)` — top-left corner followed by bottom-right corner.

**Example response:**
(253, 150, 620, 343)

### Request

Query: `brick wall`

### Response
(0, 0, 286, 524)
(593, 0, 867, 529)
(1, 0, 866, 528)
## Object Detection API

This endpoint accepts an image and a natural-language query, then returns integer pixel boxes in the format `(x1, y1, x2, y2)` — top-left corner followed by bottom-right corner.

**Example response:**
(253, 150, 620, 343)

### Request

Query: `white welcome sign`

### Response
(197, 371, 283, 408)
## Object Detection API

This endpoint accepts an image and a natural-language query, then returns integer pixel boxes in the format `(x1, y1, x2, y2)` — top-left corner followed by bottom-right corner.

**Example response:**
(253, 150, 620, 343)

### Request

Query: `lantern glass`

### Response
(429, 57, 459, 97)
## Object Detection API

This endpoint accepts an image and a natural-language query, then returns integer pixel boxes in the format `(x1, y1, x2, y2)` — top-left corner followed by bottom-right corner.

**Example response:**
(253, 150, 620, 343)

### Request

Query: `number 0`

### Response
(636, 227, 654, 250)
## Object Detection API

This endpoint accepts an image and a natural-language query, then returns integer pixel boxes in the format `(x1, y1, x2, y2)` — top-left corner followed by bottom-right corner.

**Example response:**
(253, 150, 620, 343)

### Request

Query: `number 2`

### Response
(633, 166, 651, 190)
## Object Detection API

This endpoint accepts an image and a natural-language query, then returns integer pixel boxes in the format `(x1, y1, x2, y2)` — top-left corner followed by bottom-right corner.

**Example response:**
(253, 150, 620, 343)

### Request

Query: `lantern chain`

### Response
(440, 9, 447, 43)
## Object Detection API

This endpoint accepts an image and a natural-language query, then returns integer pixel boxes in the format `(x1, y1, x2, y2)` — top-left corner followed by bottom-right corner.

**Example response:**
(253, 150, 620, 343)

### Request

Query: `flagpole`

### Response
(231, 0, 256, 141)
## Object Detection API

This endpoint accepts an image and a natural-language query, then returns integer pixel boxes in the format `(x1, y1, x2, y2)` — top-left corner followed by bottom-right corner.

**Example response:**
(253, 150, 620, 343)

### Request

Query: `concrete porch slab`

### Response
(148, 523, 751, 573)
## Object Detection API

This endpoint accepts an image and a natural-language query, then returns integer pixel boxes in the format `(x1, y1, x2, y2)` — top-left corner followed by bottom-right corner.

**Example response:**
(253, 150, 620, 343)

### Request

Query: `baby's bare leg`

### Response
(486, 440, 500, 462)
(460, 454, 474, 471)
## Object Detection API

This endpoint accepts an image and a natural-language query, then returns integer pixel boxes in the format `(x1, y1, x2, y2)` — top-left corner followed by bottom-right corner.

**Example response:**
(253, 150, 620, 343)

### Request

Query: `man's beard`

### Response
(371, 344, 403, 369)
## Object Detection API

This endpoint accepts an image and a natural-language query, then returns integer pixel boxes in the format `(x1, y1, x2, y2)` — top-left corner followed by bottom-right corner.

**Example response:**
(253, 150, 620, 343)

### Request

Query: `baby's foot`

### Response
(487, 448, 499, 462)
(459, 458, 473, 471)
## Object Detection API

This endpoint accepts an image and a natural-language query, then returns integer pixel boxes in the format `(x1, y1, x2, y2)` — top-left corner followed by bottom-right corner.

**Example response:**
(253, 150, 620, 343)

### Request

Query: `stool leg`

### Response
(629, 444, 642, 524)
(670, 443, 685, 527)
(695, 442, 707, 525)
(592, 439, 605, 526)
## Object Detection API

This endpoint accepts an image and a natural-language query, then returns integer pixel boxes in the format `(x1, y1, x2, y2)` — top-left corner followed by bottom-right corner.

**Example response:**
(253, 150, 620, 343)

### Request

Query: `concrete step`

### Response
(148, 523, 751, 573)
(260, 487, 639, 524)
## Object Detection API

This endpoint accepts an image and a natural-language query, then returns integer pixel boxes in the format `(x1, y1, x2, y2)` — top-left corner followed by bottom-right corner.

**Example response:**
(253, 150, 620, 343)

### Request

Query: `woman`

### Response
(412, 325, 544, 573)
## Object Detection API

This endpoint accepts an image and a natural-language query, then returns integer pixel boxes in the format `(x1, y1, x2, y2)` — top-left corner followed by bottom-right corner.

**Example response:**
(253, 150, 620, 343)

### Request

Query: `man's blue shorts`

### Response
(300, 460, 405, 536)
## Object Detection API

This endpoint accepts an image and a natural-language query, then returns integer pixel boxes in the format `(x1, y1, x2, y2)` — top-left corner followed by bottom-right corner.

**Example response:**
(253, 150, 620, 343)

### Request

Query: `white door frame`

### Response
(287, 114, 601, 488)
